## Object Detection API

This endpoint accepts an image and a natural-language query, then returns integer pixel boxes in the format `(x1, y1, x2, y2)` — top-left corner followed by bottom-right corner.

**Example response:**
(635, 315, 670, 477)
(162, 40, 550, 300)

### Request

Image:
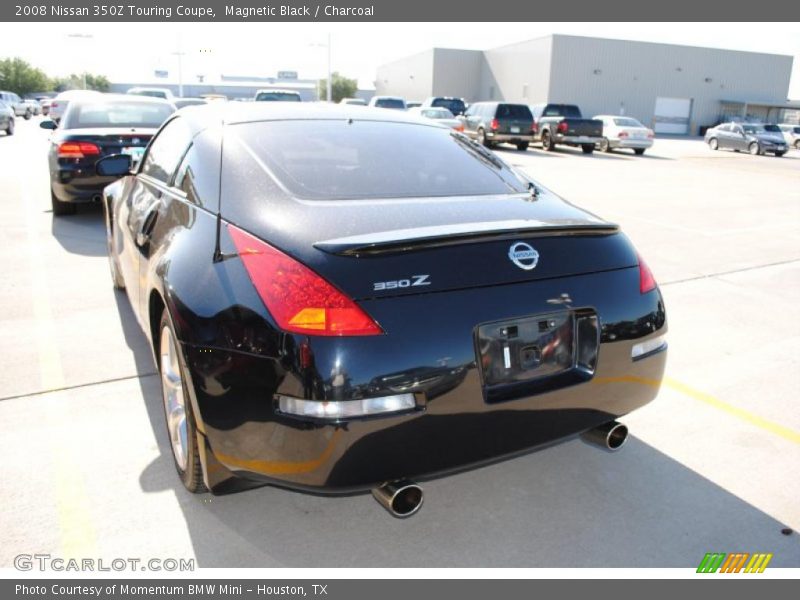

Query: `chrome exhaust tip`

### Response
(581, 421, 629, 451)
(371, 479, 423, 518)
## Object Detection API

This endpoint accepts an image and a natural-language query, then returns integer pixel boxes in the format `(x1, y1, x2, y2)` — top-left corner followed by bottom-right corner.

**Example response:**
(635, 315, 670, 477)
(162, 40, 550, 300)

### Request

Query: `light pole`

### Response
(310, 35, 332, 102)
(67, 33, 94, 89)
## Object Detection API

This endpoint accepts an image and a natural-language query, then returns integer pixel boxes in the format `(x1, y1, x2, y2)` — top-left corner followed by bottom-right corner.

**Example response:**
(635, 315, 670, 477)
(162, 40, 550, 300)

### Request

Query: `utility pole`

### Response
(67, 33, 94, 89)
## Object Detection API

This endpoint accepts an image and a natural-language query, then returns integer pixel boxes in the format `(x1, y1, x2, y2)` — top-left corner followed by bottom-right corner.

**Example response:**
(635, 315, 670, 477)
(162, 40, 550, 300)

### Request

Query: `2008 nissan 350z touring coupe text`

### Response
(97, 104, 667, 517)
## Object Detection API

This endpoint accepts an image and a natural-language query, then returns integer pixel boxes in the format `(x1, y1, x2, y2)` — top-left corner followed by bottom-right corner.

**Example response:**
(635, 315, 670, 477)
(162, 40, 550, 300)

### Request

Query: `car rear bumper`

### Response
(555, 134, 603, 145)
(486, 132, 535, 143)
(610, 139, 654, 149)
(51, 170, 119, 203)
(176, 266, 668, 493)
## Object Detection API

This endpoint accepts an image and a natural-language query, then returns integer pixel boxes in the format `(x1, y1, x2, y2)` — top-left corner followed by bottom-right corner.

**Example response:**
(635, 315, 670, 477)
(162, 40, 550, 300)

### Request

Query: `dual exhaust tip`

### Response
(371, 479, 424, 518)
(371, 421, 627, 517)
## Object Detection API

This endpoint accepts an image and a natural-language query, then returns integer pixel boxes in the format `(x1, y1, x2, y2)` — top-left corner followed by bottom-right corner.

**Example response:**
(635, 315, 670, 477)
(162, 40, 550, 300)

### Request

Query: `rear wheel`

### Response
(634, 148, 646, 156)
(748, 142, 760, 155)
(516, 142, 529, 151)
(599, 138, 611, 152)
(542, 131, 556, 151)
(24, 109, 32, 120)
(708, 138, 718, 150)
(159, 312, 206, 494)
(51, 189, 76, 216)
(5, 119, 14, 136)
(581, 144, 594, 154)
(794, 140, 800, 149)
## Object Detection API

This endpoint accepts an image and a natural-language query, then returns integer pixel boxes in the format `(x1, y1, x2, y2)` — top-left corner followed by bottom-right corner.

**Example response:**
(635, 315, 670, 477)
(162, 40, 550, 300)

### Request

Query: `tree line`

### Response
(0, 57, 110, 96)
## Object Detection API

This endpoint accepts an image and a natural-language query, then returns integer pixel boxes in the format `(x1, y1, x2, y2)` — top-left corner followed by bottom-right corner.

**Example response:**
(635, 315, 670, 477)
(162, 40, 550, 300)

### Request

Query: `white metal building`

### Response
(375, 35, 795, 134)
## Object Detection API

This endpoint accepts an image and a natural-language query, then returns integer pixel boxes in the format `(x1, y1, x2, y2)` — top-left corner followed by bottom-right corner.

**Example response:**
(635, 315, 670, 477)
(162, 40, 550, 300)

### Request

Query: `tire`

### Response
(748, 142, 760, 155)
(516, 142, 529, 151)
(158, 311, 207, 494)
(5, 119, 14, 136)
(24, 109, 32, 121)
(542, 131, 556, 151)
(775, 152, 785, 158)
(599, 138, 611, 152)
(708, 138, 718, 150)
(634, 148, 646, 156)
(581, 144, 594, 154)
(477, 128, 491, 148)
(51, 189, 77, 216)
(105, 215, 125, 290)
(794, 140, 800, 149)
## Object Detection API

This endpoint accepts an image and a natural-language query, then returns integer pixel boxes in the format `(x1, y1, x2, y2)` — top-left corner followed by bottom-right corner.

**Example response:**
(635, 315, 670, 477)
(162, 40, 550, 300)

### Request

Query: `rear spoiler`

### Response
(314, 220, 619, 257)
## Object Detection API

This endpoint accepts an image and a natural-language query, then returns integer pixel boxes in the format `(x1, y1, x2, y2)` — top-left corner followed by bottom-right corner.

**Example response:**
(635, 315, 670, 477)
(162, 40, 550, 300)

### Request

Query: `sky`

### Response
(1, 22, 799, 98)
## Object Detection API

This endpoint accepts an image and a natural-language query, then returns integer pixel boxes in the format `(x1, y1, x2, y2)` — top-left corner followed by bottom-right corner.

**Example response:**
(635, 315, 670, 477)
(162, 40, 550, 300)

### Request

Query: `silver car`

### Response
(705, 122, 788, 157)
(408, 106, 464, 131)
(778, 124, 800, 149)
(0, 100, 14, 135)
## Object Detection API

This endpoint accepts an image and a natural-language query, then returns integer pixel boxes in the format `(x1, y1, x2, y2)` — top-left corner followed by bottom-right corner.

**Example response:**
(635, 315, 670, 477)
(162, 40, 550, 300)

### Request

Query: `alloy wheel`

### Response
(160, 325, 188, 471)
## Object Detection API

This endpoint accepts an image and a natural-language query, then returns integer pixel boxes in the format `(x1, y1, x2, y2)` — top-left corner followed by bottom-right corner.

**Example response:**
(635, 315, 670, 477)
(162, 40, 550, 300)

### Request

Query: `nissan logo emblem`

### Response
(508, 242, 539, 271)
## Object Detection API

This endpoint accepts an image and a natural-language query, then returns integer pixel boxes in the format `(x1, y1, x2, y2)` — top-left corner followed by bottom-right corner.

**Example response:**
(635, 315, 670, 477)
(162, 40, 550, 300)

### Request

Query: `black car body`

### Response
(704, 122, 788, 156)
(459, 102, 535, 150)
(100, 104, 667, 504)
(530, 104, 604, 154)
(43, 95, 175, 215)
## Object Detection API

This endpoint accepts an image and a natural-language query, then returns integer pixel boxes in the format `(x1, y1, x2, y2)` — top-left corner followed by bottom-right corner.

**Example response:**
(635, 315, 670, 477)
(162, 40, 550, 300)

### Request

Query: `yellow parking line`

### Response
(593, 375, 800, 445)
(20, 164, 97, 558)
(663, 376, 800, 445)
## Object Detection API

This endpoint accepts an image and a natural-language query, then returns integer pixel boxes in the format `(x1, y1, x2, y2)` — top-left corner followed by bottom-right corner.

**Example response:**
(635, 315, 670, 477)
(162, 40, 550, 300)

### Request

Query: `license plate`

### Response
(122, 146, 145, 162)
(510, 126, 520, 134)
(477, 312, 575, 387)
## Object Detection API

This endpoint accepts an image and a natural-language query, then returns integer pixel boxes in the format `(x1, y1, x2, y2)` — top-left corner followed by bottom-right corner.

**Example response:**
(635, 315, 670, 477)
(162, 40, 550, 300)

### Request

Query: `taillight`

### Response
(228, 225, 383, 336)
(531, 122, 538, 134)
(454, 123, 464, 132)
(619, 131, 629, 138)
(557, 121, 568, 133)
(57, 141, 101, 158)
(490, 118, 499, 131)
(647, 130, 655, 139)
(638, 254, 657, 294)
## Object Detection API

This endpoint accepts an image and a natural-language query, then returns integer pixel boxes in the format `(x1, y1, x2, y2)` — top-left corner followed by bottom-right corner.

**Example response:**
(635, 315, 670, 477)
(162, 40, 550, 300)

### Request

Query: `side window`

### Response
(141, 117, 192, 183)
(171, 129, 220, 212)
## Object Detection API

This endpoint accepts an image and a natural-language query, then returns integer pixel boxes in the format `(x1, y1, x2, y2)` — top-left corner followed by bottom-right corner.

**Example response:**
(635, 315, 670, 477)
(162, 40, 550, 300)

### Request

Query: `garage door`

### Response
(653, 97, 692, 134)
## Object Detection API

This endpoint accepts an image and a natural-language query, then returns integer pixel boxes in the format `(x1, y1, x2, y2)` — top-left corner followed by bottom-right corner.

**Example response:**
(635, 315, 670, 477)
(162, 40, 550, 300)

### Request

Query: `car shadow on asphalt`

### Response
(50, 203, 106, 257)
(126, 342, 799, 568)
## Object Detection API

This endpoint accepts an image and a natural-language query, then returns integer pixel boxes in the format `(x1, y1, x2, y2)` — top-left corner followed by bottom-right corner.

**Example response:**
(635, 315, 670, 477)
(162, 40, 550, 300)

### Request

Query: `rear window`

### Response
(613, 117, 644, 127)
(374, 98, 406, 109)
(230, 120, 528, 200)
(431, 98, 466, 115)
(255, 92, 301, 102)
(63, 101, 174, 129)
(496, 104, 533, 120)
(421, 108, 454, 119)
(542, 104, 582, 118)
(131, 90, 167, 99)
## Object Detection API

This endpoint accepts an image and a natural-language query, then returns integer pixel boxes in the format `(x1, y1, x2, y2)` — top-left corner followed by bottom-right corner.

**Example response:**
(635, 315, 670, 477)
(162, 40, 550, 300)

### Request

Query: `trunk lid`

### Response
(226, 189, 638, 301)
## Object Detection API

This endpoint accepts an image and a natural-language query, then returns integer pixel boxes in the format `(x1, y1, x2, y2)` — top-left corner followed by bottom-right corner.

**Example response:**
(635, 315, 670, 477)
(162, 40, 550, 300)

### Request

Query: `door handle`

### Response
(136, 209, 158, 247)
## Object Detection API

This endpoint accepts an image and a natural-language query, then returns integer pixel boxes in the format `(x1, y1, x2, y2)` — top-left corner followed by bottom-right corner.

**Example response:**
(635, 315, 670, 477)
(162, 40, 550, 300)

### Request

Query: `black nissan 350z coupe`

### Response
(98, 103, 667, 517)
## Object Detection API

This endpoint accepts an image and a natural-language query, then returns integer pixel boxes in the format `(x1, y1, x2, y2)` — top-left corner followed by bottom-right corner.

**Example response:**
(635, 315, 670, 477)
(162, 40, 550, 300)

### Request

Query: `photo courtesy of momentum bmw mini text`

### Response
(0, 0, 798, 596)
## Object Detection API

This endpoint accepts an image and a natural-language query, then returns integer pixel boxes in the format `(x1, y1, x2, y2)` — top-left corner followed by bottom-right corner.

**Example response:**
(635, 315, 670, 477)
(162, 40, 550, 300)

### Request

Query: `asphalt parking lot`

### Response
(1, 117, 798, 568)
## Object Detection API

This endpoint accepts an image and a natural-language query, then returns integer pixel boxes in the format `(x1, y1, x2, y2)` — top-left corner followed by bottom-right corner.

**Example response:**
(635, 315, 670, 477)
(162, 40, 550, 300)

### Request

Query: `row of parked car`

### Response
(363, 96, 654, 155)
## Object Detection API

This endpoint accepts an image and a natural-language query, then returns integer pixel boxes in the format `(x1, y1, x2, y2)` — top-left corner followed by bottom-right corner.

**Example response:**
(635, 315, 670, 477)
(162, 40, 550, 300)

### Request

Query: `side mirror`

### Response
(96, 154, 133, 177)
(39, 120, 57, 130)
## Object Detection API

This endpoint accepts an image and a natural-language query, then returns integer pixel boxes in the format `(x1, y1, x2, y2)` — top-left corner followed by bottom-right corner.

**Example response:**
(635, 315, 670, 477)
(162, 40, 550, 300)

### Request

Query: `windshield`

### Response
(762, 125, 781, 133)
(742, 125, 766, 134)
(63, 101, 174, 129)
(613, 117, 644, 127)
(255, 92, 301, 102)
(230, 120, 528, 200)
(431, 98, 466, 115)
(421, 108, 454, 119)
